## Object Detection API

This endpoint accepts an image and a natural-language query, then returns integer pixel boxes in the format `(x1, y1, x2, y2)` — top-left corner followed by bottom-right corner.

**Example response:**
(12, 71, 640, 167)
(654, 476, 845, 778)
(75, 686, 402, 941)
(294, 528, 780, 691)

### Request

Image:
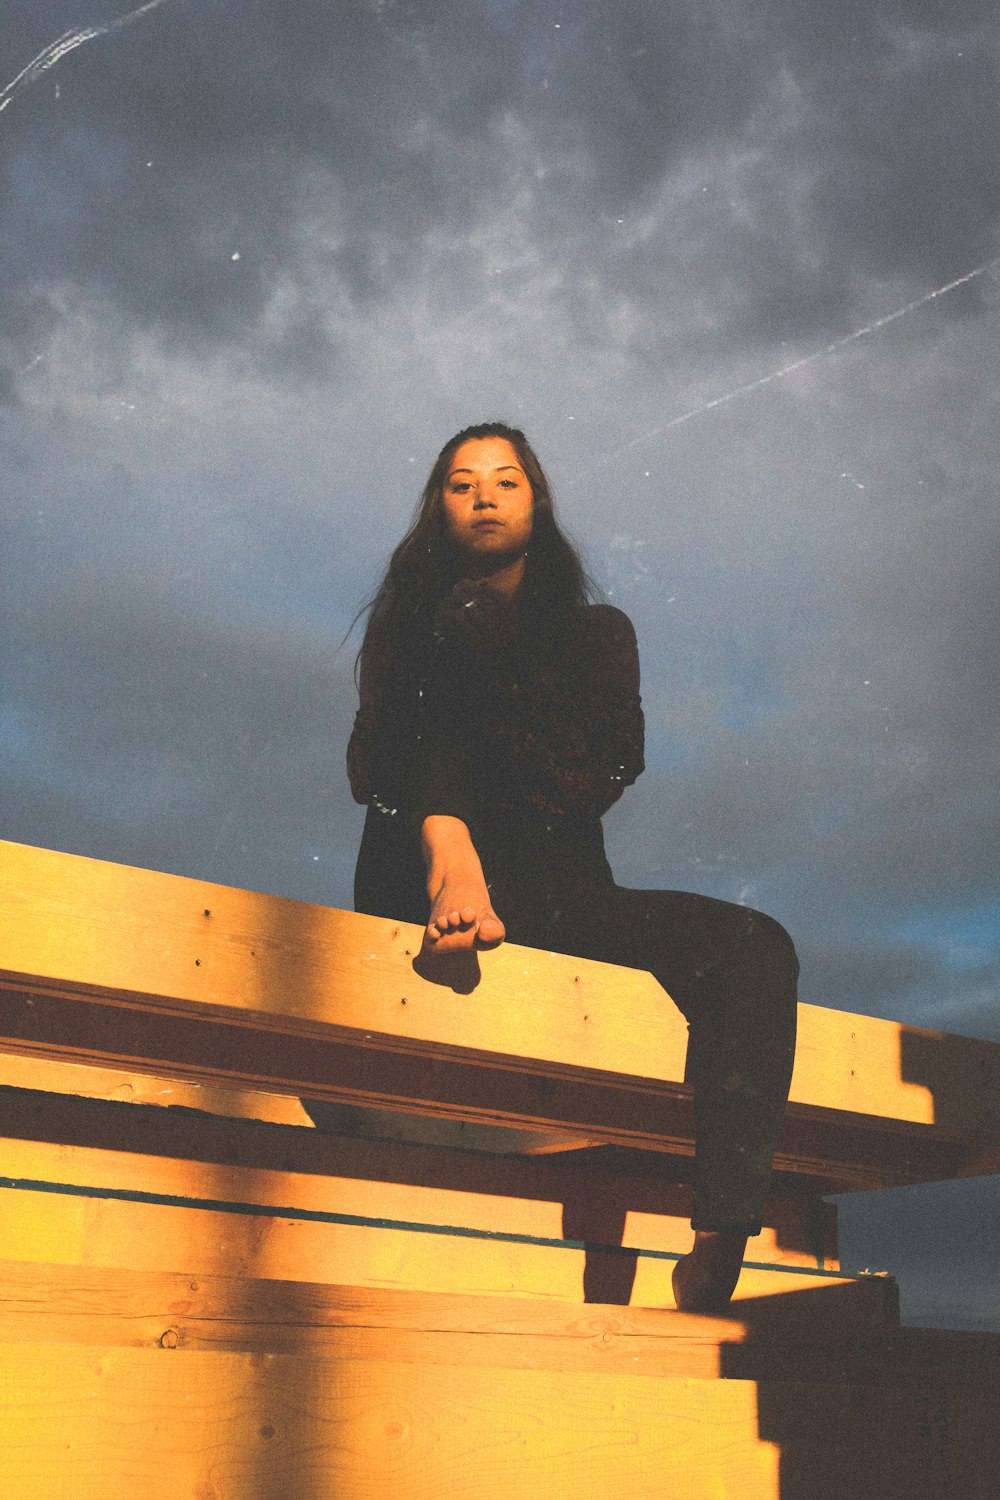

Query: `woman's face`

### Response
(440, 436, 534, 567)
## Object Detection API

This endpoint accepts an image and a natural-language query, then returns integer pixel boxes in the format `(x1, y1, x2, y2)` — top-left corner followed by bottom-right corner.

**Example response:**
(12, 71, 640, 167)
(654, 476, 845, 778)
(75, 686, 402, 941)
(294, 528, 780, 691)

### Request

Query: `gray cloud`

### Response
(4, 0, 999, 394)
(2, 560, 360, 898)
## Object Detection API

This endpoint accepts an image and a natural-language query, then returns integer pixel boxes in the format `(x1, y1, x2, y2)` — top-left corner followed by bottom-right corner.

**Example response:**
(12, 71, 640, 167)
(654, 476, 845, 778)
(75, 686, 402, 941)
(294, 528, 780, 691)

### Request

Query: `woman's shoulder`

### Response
(552, 604, 639, 684)
(574, 602, 638, 647)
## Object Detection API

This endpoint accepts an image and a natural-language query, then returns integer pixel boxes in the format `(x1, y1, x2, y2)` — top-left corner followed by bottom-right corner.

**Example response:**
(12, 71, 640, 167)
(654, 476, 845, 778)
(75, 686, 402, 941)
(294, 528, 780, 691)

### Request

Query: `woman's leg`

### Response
(473, 831, 799, 1307)
(562, 887, 798, 1309)
(625, 890, 798, 1226)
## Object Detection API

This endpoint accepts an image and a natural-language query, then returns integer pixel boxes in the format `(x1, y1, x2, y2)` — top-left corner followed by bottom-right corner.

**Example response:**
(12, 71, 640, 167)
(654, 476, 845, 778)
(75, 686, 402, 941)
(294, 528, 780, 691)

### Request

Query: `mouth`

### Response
(472, 519, 504, 530)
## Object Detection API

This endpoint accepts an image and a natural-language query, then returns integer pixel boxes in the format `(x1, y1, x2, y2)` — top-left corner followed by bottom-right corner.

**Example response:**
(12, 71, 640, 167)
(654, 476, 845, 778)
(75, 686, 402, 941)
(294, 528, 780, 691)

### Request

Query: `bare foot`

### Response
(425, 877, 506, 953)
(672, 1230, 748, 1314)
(419, 816, 506, 954)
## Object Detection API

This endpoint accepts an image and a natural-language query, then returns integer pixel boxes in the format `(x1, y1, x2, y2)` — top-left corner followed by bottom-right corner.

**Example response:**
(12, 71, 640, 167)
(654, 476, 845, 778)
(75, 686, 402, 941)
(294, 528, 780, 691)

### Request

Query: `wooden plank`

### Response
(3, 841, 1000, 1186)
(0, 1051, 965, 1203)
(0, 1345, 781, 1500)
(0, 1049, 314, 1125)
(4, 980, 988, 1189)
(3, 1341, 999, 1499)
(5, 1263, 968, 1388)
(0, 1079, 840, 1267)
(0, 1177, 872, 1313)
(0, 1298, 981, 1390)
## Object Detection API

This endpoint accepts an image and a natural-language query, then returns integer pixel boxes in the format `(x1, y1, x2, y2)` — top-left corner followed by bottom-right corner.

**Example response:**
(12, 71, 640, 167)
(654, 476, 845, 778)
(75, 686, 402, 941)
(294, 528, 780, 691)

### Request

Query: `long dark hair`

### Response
(356, 422, 600, 693)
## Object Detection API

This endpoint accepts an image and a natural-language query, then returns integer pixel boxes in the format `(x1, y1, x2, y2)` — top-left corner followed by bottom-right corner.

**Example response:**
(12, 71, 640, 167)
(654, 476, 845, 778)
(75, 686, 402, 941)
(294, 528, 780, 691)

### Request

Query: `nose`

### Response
(473, 490, 496, 510)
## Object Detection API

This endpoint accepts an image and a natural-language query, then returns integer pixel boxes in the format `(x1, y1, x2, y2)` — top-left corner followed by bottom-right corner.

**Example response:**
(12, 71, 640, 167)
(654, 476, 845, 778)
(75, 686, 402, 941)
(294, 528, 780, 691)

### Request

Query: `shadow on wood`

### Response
(3, 841, 1000, 1498)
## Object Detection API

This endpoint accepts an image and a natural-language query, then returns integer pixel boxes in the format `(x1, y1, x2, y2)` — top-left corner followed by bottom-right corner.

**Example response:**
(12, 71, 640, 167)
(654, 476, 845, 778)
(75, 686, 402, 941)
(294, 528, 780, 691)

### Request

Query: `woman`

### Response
(347, 421, 798, 1312)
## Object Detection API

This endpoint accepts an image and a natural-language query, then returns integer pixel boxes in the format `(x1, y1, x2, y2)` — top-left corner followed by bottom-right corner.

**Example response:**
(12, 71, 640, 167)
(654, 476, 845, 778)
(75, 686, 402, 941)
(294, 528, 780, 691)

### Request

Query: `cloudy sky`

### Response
(2, 0, 998, 1328)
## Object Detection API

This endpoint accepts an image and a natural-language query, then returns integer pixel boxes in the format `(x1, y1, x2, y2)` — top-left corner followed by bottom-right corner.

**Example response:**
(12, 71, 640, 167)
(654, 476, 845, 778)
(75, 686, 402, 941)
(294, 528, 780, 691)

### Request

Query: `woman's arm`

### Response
(480, 604, 645, 820)
(538, 604, 645, 818)
(345, 614, 392, 805)
(414, 601, 644, 827)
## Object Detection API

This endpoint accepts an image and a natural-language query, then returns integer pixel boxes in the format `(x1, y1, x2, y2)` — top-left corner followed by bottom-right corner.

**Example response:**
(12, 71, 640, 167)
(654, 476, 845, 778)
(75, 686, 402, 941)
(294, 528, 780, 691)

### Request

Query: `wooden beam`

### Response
(0, 1343, 773, 1500)
(3, 841, 1000, 1188)
(3, 1263, 979, 1389)
(3, 1337, 1000, 1499)
(0, 1173, 864, 1310)
(0, 1081, 839, 1262)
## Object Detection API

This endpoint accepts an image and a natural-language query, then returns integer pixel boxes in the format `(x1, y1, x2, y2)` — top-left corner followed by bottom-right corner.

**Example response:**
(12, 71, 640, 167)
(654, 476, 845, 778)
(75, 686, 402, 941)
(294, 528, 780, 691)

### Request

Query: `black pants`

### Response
(356, 806, 799, 1235)
(482, 833, 799, 1235)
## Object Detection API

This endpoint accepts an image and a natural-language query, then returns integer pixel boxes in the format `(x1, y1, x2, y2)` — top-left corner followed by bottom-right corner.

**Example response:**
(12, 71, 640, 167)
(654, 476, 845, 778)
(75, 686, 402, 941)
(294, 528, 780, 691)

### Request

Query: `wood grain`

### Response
(0, 1261, 953, 1382)
(3, 1341, 999, 1499)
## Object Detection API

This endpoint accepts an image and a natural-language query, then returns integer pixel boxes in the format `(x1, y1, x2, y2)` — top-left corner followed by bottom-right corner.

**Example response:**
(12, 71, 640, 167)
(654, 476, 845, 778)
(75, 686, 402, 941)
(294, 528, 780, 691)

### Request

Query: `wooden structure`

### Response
(1, 838, 999, 1497)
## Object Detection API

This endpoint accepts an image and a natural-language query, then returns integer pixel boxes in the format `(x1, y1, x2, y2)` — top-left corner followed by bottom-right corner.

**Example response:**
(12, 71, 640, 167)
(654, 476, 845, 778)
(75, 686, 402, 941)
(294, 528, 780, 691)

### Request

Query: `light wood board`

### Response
(3, 841, 999, 1189)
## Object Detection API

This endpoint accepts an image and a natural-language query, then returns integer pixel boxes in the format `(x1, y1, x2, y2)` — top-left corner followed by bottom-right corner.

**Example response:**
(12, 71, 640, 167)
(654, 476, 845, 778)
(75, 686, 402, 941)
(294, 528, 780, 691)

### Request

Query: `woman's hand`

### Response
(420, 815, 506, 953)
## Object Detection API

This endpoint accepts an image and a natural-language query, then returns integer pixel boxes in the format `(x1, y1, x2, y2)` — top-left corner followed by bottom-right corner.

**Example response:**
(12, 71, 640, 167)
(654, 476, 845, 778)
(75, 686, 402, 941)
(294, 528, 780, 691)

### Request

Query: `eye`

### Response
(499, 478, 519, 488)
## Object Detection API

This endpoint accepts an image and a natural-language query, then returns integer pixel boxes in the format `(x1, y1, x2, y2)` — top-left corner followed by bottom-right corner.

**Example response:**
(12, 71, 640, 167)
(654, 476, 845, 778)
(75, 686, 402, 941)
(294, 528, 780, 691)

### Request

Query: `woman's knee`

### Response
(744, 908, 800, 985)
